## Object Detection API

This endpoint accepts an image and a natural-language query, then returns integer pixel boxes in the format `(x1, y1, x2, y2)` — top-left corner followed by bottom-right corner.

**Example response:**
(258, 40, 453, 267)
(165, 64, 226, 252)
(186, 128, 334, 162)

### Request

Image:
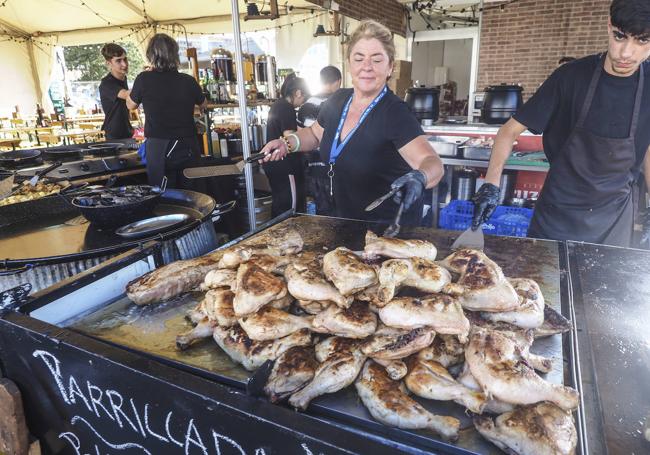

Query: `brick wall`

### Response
(306, 0, 407, 36)
(478, 0, 610, 99)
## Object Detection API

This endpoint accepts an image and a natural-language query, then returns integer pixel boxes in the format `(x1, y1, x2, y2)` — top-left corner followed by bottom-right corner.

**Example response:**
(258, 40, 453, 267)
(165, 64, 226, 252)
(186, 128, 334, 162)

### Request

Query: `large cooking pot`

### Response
(70, 185, 163, 226)
(481, 84, 523, 125)
(0, 149, 42, 167)
(404, 87, 440, 122)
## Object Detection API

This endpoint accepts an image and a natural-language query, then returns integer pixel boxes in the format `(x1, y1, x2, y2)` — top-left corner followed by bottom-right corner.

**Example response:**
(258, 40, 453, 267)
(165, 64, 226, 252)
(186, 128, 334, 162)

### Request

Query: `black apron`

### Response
(145, 137, 200, 189)
(528, 55, 643, 247)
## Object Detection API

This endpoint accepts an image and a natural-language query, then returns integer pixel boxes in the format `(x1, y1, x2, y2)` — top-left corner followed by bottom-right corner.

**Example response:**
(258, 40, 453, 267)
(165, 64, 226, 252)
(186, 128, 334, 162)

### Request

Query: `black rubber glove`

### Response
(391, 170, 427, 210)
(471, 183, 501, 230)
(640, 210, 650, 249)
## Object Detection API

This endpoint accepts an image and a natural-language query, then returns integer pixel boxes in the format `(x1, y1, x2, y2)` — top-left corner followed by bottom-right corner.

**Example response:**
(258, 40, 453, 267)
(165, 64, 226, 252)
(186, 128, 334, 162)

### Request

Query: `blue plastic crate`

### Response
(439, 200, 533, 237)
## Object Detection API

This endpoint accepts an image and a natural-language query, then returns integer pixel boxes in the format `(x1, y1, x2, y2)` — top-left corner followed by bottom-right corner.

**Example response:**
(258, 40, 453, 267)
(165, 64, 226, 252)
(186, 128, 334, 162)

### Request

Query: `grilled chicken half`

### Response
(363, 231, 438, 261)
(177, 289, 237, 350)
(465, 328, 579, 410)
(440, 249, 519, 312)
(312, 301, 377, 339)
(377, 258, 451, 302)
(284, 262, 352, 308)
(474, 403, 577, 455)
(405, 358, 487, 414)
(289, 338, 366, 410)
(361, 326, 436, 360)
(213, 326, 311, 371)
(323, 247, 378, 296)
(239, 307, 313, 341)
(481, 277, 546, 329)
(264, 346, 318, 403)
(217, 228, 303, 269)
(233, 263, 287, 316)
(378, 295, 470, 342)
(355, 361, 460, 440)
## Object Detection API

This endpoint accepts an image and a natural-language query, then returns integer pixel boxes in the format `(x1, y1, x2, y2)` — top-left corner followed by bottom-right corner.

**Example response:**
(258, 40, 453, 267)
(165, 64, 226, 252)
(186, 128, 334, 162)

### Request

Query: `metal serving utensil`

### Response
(365, 186, 400, 212)
(451, 224, 484, 250)
(383, 201, 405, 238)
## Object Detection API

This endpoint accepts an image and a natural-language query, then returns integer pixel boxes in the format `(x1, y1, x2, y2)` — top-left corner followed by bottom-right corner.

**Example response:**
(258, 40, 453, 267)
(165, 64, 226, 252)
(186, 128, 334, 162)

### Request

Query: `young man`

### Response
(472, 0, 650, 248)
(99, 43, 133, 140)
(297, 65, 342, 128)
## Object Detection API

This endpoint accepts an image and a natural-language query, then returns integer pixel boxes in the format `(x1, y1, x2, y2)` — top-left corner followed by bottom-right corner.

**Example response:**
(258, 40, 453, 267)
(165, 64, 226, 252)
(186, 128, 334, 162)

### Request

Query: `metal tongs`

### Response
(365, 187, 405, 238)
(244, 151, 268, 164)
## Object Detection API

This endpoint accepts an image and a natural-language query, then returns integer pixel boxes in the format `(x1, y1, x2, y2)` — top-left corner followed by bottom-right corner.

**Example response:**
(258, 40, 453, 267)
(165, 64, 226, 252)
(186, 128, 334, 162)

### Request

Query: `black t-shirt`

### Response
(99, 73, 133, 139)
(317, 88, 425, 223)
(297, 92, 329, 128)
(514, 55, 650, 171)
(130, 70, 205, 139)
(266, 98, 297, 140)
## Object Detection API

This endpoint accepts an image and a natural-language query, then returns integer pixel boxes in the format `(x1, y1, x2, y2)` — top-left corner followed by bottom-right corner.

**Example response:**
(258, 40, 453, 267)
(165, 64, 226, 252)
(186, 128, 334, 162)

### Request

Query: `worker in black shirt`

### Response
(259, 20, 443, 226)
(473, 0, 650, 248)
(262, 75, 309, 216)
(99, 43, 133, 140)
(127, 34, 207, 189)
(297, 66, 342, 216)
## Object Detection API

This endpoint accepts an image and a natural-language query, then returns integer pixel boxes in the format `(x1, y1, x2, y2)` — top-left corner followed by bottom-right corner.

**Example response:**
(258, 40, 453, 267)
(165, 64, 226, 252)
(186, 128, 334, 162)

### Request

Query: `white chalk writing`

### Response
(33, 349, 323, 455)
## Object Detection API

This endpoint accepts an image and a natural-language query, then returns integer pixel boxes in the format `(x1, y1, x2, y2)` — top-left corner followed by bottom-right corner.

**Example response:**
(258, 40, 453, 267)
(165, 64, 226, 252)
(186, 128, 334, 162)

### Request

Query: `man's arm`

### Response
(398, 135, 444, 189)
(126, 95, 139, 110)
(117, 89, 130, 100)
(484, 117, 528, 186)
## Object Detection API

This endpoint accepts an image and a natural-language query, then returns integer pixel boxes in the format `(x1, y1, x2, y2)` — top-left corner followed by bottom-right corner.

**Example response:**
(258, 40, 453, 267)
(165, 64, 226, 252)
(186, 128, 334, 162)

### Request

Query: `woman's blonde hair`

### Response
(346, 19, 395, 64)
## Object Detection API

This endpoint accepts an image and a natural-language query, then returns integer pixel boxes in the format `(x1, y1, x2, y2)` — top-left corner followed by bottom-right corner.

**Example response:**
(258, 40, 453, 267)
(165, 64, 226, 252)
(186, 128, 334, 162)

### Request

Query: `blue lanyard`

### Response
(329, 85, 387, 164)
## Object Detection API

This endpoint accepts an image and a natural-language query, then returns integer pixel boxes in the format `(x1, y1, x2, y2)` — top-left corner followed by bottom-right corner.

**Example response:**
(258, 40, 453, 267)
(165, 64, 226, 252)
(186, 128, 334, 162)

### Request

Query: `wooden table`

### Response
(0, 138, 21, 150)
(56, 128, 103, 144)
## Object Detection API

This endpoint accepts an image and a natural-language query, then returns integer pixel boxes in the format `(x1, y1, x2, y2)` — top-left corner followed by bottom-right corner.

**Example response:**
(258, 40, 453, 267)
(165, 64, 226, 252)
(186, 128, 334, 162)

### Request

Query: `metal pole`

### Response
(230, 0, 256, 231)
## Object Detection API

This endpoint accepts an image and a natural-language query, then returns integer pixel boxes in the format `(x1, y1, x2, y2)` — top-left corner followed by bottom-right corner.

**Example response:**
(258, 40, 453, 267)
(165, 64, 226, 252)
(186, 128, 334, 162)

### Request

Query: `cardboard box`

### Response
(392, 60, 412, 78)
(388, 77, 412, 99)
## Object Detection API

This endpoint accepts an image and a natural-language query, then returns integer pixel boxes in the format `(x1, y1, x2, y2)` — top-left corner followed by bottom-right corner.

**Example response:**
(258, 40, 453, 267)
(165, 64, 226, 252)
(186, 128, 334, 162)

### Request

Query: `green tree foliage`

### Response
(63, 41, 145, 81)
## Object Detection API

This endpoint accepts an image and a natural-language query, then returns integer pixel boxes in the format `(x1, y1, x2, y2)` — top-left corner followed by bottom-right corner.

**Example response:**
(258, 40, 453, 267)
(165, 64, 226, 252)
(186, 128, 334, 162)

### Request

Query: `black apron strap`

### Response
(628, 63, 644, 137)
(576, 54, 605, 127)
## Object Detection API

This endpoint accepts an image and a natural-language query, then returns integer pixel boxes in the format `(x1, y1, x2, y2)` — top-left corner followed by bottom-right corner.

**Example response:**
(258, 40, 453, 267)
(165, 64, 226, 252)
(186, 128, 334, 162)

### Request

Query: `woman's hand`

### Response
(260, 138, 289, 162)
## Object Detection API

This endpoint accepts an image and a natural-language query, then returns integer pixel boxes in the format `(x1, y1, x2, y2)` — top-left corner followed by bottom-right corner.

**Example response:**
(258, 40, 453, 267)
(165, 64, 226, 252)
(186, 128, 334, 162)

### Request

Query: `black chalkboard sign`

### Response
(0, 313, 438, 455)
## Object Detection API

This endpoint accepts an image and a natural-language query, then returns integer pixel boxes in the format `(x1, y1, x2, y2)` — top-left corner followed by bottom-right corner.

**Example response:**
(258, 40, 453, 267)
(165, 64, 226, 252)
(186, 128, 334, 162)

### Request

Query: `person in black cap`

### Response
(472, 0, 650, 248)
(99, 43, 133, 140)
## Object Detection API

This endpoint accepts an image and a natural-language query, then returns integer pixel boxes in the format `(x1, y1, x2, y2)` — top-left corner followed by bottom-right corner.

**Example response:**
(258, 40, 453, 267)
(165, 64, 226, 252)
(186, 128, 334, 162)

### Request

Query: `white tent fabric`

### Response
(0, 0, 325, 116)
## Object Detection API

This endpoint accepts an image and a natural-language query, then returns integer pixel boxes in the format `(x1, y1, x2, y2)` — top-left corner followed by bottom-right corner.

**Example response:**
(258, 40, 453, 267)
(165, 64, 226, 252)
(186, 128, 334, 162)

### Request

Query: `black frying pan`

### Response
(42, 146, 84, 160)
(87, 142, 124, 156)
(0, 149, 42, 166)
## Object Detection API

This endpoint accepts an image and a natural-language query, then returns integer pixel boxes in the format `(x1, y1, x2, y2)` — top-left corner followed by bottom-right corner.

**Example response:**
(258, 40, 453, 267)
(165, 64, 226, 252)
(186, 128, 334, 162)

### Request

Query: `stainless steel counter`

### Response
(423, 123, 541, 137)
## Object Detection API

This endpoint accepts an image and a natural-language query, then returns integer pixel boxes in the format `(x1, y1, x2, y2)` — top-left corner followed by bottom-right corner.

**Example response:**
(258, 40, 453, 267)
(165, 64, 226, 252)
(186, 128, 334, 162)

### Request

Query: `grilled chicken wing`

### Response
(239, 307, 313, 341)
(212, 326, 311, 371)
(481, 278, 545, 329)
(312, 301, 377, 339)
(264, 346, 318, 403)
(355, 361, 460, 440)
(417, 334, 465, 368)
(378, 295, 470, 341)
(377, 258, 452, 302)
(201, 268, 237, 291)
(323, 247, 378, 296)
(466, 328, 579, 410)
(363, 231, 438, 261)
(217, 229, 303, 269)
(405, 358, 487, 414)
(440, 249, 519, 312)
(288, 340, 366, 410)
(474, 403, 577, 455)
(284, 262, 352, 308)
(233, 263, 287, 316)
(361, 326, 436, 360)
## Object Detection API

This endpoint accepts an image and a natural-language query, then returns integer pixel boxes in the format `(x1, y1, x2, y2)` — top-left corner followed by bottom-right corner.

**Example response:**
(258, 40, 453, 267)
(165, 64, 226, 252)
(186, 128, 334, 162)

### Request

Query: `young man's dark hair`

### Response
(558, 56, 576, 65)
(320, 65, 342, 85)
(101, 43, 126, 61)
(610, 0, 650, 38)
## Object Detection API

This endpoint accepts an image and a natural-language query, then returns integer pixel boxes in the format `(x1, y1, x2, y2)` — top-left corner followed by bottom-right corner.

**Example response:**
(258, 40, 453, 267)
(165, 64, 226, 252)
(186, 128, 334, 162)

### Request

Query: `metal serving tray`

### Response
(460, 146, 492, 160)
(428, 135, 470, 157)
(23, 215, 584, 455)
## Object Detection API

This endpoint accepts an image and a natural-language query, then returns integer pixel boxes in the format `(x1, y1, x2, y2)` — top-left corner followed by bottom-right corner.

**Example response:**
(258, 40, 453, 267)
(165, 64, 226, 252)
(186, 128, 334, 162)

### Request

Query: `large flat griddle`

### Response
(67, 215, 572, 455)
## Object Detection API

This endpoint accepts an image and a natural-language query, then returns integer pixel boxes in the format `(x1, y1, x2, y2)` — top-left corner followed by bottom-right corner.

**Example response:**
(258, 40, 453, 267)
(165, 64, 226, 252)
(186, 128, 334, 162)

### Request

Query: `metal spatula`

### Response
(451, 225, 484, 250)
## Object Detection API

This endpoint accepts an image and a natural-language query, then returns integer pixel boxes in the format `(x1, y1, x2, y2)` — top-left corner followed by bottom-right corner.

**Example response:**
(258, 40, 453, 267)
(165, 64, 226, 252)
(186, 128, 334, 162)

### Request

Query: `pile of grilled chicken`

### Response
(126, 227, 578, 454)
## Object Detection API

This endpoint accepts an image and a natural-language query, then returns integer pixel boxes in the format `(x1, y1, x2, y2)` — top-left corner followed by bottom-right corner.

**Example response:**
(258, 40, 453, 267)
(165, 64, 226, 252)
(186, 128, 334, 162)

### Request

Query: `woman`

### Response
(127, 33, 207, 188)
(260, 20, 443, 225)
(262, 74, 310, 216)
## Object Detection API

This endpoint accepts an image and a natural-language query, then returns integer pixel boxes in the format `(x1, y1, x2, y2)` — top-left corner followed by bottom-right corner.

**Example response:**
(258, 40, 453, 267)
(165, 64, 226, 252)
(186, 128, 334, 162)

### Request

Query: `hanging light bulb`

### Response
(314, 24, 326, 36)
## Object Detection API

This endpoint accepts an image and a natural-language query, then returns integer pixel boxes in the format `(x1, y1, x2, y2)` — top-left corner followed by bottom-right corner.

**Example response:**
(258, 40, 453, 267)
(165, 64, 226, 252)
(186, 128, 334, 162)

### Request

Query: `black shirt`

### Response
(514, 55, 650, 171)
(99, 73, 133, 139)
(297, 93, 330, 128)
(266, 98, 297, 140)
(130, 70, 205, 139)
(317, 88, 425, 223)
